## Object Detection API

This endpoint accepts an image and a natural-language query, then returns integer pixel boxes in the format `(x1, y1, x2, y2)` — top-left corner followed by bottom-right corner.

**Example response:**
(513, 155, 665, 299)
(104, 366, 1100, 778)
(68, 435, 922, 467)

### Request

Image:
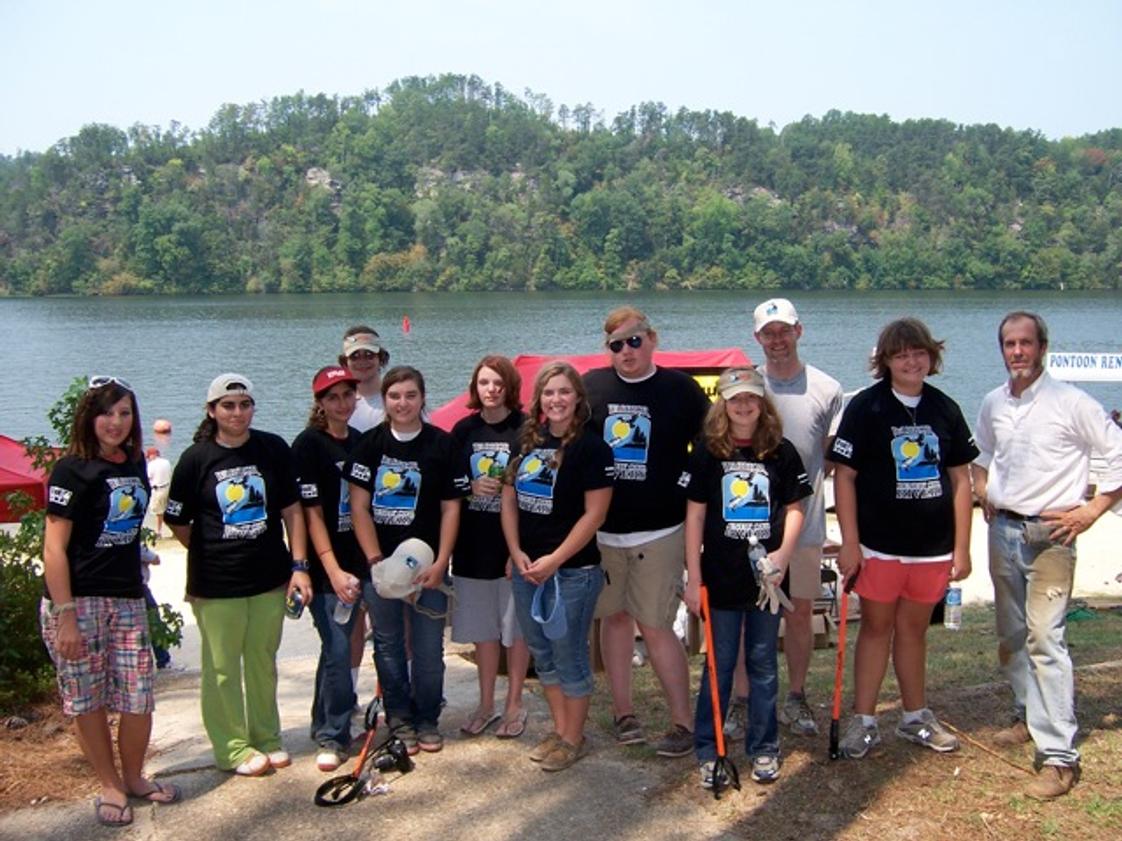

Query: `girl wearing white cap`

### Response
(165, 373, 310, 777)
(682, 367, 811, 788)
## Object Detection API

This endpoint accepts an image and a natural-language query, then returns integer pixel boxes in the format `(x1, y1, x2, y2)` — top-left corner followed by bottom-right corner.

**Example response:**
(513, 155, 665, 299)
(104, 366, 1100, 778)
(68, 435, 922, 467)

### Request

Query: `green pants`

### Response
(192, 588, 286, 769)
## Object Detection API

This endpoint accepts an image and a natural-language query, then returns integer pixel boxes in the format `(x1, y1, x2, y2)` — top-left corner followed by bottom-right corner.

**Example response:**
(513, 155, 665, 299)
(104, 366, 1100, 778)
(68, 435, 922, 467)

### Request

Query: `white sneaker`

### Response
(233, 753, 270, 776)
(316, 749, 344, 772)
(266, 750, 291, 768)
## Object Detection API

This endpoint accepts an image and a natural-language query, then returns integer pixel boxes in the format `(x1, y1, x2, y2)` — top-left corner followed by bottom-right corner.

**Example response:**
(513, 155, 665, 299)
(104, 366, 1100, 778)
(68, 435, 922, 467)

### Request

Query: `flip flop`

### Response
(130, 781, 182, 804)
(495, 709, 528, 739)
(460, 711, 501, 736)
(95, 797, 134, 827)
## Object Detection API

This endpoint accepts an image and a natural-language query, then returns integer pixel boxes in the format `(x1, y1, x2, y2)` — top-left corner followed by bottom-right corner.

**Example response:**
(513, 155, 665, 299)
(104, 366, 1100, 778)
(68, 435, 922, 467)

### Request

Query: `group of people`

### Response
(39, 304, 1122, 828)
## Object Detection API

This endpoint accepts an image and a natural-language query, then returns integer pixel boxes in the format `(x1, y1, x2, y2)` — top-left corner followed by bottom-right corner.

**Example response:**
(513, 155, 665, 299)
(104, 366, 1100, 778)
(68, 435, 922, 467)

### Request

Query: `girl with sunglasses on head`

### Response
(345, 365, 471, 755)
(164, 373, 310, 777)
(682, 367, 810, 788)
(291, 366, 365, 772)
(450, 355, 532, 739)
(41, 376, 182, 828)
(501, 361, 615, 771)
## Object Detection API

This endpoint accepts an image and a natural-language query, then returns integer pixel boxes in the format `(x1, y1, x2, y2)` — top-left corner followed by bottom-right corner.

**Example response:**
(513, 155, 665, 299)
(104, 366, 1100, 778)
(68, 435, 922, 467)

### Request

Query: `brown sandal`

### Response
(495, 709, 528, 739)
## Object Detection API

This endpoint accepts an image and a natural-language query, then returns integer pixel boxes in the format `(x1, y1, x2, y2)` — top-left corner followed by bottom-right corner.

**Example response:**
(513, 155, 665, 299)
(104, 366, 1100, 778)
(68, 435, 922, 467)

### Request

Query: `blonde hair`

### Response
(603, 306, 655, 339)
(702, 388, 783, 459)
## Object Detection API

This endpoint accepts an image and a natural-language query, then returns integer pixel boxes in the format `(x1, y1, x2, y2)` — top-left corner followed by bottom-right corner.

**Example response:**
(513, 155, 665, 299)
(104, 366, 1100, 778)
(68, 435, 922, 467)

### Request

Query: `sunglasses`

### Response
(348, 350, 379, 361)
(607, 335, 644, 354)
(88, 375, 133, 392)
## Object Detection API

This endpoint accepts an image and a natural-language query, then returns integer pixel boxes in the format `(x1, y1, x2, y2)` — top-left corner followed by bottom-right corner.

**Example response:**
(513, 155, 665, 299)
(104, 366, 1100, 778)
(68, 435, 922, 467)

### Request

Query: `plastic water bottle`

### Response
(943, 584, 962, 630)
(747, 535, 767, 585)
(334, 574, 360, 624)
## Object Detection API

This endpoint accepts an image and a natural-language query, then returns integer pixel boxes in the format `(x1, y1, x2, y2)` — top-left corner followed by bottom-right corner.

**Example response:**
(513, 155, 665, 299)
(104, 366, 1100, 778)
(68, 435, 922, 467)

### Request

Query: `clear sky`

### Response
(2, 0, 1119, 156)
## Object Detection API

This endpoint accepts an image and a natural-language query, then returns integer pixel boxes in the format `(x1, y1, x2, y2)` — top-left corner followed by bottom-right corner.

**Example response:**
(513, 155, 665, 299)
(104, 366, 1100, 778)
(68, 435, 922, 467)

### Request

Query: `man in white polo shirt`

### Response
(972, 310, 1122, 800)
(752, 298, 844, 736)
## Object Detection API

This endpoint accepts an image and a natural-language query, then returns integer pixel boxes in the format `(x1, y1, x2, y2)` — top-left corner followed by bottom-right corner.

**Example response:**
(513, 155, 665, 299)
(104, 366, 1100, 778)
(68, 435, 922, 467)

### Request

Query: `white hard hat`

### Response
(371, 538, 435, 600)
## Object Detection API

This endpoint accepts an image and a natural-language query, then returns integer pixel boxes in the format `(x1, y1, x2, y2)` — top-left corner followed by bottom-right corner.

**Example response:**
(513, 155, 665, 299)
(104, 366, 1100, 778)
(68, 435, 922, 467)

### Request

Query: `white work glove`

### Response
(754, 556, 793, 615)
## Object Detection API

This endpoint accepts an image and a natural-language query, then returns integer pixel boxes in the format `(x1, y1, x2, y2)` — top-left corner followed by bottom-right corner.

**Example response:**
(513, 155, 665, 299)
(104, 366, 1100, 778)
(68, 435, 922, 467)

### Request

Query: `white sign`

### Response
(1046, 352, 1122, 382)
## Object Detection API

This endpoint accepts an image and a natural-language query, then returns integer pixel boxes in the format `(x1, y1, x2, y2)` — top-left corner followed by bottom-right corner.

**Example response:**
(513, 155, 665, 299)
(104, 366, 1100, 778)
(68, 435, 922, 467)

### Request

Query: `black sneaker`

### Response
(654, 724, 694, 758)
(613, 714, 645, 745)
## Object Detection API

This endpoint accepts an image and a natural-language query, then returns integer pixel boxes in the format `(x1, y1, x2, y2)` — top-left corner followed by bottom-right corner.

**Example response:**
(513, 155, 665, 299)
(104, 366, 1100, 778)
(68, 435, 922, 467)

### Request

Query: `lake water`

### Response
(2, 290, 1120, 461)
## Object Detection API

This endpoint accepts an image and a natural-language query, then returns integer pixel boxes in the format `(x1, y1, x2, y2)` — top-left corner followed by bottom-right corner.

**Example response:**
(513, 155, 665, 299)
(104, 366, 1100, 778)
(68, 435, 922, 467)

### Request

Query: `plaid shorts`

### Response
(40, 596, 155, 716)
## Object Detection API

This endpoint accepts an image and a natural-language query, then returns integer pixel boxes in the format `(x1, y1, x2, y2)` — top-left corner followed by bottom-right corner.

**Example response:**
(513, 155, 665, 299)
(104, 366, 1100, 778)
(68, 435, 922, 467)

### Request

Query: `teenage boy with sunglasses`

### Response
(585, 307, 710, 757)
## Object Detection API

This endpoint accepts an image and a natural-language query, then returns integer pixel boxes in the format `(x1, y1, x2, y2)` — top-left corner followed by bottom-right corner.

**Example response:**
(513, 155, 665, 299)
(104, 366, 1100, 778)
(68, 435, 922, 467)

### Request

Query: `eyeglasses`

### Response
(608, 335, 644, 354)
(88, 375, 133, 392)
(348, 350, 379, 361)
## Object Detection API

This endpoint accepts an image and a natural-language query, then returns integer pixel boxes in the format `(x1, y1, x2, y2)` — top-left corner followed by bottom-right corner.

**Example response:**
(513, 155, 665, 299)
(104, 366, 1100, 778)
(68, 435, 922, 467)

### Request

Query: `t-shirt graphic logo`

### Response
(516, 450, 556, 499)
(470, 448, 509, 513)
(337, 461, 352, 532)
(216, 471, 267, 525)
(891, 430, 940, 482)
(374, 466, 421, 509)
(603, 404, 652, 481)
(722, 472, 769, 523)
(97, 478, 148, 546)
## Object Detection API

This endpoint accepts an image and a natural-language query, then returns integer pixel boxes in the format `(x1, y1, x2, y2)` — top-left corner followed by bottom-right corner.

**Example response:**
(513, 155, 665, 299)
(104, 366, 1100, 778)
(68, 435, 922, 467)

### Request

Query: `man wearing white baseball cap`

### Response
(747, 298, 844, 739)
(339, 326, 390, 432)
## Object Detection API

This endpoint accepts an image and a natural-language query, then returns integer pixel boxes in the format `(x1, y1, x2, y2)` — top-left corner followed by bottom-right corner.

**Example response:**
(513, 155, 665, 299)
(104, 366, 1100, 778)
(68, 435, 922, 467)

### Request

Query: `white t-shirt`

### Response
(350, 393, 385, 432)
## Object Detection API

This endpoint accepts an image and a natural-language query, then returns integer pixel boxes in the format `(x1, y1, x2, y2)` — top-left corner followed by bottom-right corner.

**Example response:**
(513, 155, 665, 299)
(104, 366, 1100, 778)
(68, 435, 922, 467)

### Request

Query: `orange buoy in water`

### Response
(402, 315, 411, 334)
(153, 418, 172, 435)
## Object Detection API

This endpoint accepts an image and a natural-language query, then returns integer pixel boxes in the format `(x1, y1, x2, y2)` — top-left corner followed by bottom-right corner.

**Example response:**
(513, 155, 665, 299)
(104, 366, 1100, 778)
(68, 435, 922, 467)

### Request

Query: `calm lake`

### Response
(2, 290, 1120, 461)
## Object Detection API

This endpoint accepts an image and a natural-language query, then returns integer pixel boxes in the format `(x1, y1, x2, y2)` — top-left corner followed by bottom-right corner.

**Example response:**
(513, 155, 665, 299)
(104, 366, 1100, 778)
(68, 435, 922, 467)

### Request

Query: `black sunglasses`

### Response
(608, 335, 644, 354)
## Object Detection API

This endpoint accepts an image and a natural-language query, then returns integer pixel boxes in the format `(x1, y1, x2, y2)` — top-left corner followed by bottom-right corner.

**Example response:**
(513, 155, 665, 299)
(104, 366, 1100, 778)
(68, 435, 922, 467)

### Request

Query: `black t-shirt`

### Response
(165, 430, 301, 599)
(684, 439, 812, 610)
(513, 427, 615, 569)
(344, 423, 471, 557)
(292, 425, 365, 587)
(584, 366, 710, 533)
(451, 411, 525, 579)
(44, 455, 149, 599)
(828, 380, 979, 558)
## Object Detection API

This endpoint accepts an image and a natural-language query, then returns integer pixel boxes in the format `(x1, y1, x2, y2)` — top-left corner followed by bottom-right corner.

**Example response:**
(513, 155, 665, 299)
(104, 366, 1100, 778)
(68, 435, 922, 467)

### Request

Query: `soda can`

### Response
(285, 590, 305, 619)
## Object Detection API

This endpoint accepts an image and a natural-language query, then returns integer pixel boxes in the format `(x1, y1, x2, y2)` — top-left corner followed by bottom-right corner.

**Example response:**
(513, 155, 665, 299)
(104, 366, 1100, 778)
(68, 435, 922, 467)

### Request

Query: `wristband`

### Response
(367, 553, 384, 566)
(52, 601, 77, 617)
(291, 561, 310, 573)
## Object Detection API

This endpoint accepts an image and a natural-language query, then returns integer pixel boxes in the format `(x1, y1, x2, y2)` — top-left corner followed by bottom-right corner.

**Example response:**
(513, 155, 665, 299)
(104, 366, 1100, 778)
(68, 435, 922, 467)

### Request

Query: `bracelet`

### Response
(291, 561, 310, 573)
(52, 601, 77, 617)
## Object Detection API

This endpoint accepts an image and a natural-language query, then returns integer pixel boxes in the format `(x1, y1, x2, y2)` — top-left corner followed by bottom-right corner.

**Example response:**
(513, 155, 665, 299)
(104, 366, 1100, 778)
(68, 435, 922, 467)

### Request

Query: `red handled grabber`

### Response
(829, 567, 860, 760)
(700, 585, 740, 799)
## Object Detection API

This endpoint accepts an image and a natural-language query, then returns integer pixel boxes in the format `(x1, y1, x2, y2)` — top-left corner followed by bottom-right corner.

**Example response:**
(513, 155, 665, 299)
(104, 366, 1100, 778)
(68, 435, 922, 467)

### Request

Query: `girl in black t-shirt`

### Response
(450, 355, 531, 739)
(291, 365, 364, 772)
(682, 367, 810, 787)
(165, 373, 310, 777)
(346, 366, 470, 755)
(41, 377, 181, 827)
(501, 361, 615, 772)
(828, 319, 977, 760)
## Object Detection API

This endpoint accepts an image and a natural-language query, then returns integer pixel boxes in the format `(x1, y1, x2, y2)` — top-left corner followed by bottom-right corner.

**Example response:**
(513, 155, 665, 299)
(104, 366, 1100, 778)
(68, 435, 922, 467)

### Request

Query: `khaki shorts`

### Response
(788, 545, 824, 601)
(594, 530, 684, 630)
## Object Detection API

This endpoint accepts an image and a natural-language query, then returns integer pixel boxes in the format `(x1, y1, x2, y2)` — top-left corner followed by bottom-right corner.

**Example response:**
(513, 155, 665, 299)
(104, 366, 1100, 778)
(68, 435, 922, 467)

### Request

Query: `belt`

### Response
(996, 508, 1040, 522)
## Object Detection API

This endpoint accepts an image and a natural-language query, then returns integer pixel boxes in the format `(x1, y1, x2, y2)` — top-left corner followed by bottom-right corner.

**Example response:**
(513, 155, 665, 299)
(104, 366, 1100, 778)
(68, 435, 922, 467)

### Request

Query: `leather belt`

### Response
(996, 508, 1040, 521)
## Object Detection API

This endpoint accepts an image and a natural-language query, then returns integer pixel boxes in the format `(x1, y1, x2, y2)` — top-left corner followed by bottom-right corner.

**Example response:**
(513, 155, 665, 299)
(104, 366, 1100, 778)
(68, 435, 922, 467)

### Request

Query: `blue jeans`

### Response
(989, 513, 1078, 766)
(512, 567, 604, 698)
(364, 578, 447, 728)
(694, 605, 781, 762)
(308, 588, 361, 752)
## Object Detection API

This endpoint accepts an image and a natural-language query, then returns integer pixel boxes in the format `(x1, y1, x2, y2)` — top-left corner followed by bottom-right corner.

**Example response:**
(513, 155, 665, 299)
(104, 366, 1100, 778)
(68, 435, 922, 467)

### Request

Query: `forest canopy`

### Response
(2, 74, 1120, 295)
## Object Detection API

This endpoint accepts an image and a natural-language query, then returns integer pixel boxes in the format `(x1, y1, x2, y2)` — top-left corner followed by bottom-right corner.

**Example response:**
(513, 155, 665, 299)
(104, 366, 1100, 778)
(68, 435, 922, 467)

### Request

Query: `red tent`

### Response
(430, 348, 752, 431)
(0, 434, 47, 522)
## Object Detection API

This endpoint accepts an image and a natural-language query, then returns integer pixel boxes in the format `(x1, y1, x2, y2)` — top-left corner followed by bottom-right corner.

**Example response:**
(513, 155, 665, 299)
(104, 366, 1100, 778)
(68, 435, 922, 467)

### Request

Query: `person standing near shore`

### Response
(41, 377, 181, 827)
(165, 374, 311, 777)
(340, 326, 390, 433)
(830, 318, 976, 760)
(585, 306, 710, 757)
(750, 298, 844, 738)
(972, 311, 1122, 800)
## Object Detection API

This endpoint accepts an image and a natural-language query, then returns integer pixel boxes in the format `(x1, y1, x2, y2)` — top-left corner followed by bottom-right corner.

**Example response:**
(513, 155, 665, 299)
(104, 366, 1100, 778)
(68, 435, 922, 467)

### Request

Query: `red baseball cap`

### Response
(312, 365, 360, 397)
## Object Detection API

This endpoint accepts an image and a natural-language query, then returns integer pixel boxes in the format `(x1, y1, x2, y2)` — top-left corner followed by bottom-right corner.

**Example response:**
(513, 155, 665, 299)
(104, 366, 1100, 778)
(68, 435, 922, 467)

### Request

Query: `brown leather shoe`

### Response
(992, 720, 1031, 747)
(1025, 765, 1078, 800)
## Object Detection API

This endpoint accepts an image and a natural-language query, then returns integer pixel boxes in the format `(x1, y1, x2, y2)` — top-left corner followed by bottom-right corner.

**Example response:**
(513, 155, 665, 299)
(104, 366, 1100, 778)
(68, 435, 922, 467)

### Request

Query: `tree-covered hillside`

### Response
(2, 74, 1120, 294)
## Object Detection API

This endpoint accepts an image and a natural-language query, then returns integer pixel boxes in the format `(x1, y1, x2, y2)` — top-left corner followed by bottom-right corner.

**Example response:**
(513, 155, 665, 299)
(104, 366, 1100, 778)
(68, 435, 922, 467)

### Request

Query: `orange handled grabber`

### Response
(700, 585, 740, 799)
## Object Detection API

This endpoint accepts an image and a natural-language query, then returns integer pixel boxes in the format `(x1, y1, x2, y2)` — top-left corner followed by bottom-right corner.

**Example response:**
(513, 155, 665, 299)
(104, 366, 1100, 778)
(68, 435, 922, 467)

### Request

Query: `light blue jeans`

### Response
(989, 513, 1078, 767)
(512, 567, 604, 698)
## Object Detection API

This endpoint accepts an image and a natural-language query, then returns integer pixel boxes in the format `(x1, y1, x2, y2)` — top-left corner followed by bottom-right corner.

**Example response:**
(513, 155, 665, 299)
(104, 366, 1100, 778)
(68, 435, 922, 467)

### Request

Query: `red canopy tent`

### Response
(0, 434, 47, 522)
(429, 348, 752, 431)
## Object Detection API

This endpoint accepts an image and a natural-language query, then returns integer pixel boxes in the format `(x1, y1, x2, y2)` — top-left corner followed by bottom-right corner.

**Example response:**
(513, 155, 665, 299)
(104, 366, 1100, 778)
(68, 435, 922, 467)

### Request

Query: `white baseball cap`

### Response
(753, 298, 800, 333)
